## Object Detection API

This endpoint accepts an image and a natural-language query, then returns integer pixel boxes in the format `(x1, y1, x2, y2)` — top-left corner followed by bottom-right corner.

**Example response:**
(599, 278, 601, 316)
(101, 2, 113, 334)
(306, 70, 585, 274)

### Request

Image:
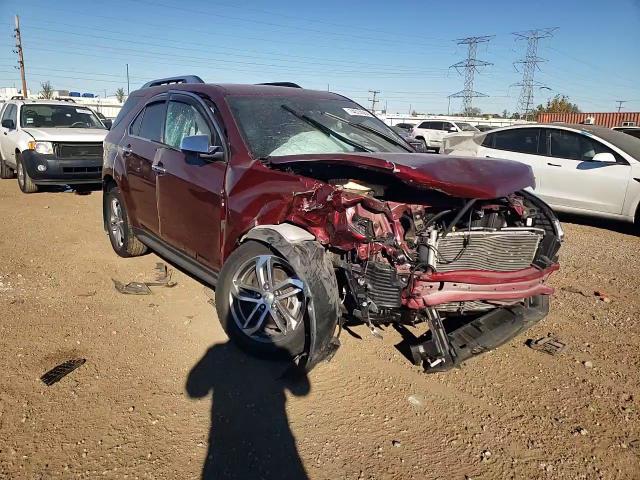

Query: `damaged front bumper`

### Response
(411, 294, 550, 372)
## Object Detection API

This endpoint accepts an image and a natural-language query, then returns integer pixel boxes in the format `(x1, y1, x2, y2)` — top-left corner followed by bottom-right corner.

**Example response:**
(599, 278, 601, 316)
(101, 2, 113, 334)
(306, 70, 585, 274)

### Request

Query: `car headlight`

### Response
(27, 141, 54, 155)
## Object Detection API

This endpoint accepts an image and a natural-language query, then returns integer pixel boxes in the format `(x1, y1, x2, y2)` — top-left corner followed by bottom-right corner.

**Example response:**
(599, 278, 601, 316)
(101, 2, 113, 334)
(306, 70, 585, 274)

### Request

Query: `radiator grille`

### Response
(55, 143, 103, 158)
(435, 229, 542, 272)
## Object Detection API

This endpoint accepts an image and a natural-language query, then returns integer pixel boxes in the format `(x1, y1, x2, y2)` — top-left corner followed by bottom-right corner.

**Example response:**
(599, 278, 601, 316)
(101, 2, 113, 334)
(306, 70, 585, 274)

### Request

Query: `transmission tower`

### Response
(512, 28, 557, 119)
(368, 90, 380, 112)
(615, 100, 627, 113)
(449, 35, 494, 114)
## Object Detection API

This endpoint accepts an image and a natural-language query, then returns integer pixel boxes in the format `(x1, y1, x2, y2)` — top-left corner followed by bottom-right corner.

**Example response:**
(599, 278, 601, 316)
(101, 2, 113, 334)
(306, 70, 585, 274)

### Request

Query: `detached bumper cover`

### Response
(21, 150, 102, 184)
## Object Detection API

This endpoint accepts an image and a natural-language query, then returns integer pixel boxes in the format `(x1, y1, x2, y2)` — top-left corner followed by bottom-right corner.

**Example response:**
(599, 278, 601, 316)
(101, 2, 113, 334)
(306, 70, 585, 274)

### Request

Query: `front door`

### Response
(538, 128, 630, 214)
(0, 104, 19, 167)
(156, 94, 227, 271)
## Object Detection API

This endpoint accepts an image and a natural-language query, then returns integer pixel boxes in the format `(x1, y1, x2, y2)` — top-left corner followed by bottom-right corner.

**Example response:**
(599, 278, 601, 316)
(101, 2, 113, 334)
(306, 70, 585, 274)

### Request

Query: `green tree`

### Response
(39, 81, 54, 99)
(533, 94, 581, 119)
(502, 109, 509, 119)
(115, 88, 126, 103)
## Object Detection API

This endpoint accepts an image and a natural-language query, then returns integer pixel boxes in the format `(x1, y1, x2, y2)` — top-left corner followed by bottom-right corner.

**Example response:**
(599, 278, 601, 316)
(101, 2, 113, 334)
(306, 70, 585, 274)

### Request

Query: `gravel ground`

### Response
(0, 180, 638, 479)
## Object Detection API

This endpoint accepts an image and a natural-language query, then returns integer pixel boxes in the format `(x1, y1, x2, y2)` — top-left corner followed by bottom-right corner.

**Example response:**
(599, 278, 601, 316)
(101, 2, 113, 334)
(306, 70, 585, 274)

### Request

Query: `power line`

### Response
(512, 28, 557, 119)
(449, 35, 494, 114)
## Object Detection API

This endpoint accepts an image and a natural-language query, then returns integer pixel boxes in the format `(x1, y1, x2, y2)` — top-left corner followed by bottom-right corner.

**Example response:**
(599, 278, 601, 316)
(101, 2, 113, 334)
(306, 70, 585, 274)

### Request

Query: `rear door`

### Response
(123, 96, 167, 235)
(537, 128, 630, 214)
(477, 127, 547, 195)
(156, 92, 227, 270)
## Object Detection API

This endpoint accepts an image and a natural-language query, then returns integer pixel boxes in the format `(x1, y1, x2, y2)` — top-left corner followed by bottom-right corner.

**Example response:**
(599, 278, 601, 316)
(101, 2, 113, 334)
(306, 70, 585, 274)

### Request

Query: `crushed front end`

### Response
(275, 157, 562, 371)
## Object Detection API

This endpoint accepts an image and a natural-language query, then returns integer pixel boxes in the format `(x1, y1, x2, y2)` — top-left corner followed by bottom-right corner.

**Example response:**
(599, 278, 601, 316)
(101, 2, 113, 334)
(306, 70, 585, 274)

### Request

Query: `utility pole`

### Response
(368, 89, 380, 112)
(512, 28, 557, 120)
(449, 35, 494, 115)
(14, 15, 28, 98)
(615, 100, 627, 113)
(126, 63, 130, 95)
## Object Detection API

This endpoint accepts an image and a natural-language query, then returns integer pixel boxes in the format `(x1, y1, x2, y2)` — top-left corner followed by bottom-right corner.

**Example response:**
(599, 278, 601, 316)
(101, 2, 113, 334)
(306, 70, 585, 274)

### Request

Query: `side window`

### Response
(492, 128, 541, 155)
(137, 101, 165, 142)
(548, 130, 617, 161)
(2, 104, 17, 126)
(164, 101, 214, 149)
(112, 94, 142, 129)
(442, 122, 454, 131)
(129, 109, 144, 137)
(482, 133, 494, 147)
(418, 121, 429, 129)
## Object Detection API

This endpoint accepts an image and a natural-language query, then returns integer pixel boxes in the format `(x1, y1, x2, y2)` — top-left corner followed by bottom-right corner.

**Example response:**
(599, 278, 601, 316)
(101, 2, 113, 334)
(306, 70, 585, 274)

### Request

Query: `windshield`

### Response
(456, 122, 479, 132)
(228, 95, 408, 158)
(20, 104, 105, 129)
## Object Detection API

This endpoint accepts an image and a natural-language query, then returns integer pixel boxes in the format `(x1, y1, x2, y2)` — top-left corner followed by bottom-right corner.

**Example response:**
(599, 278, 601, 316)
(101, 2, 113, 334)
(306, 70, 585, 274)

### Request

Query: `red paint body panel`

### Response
(423, 264, 559, 285)
(268, 152, 536, 199)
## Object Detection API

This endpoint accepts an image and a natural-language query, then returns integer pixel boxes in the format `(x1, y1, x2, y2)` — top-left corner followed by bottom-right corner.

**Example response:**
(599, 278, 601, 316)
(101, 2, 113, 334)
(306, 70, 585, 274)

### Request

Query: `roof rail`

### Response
(141, 75, 205, 89)
(55, 97, 76, 103)
(10, 95, 25, 100)
(257, 82, 302, 88)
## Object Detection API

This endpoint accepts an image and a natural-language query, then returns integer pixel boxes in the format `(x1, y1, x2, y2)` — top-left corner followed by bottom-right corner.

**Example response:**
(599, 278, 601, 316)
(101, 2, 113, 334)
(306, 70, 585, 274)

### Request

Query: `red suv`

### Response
(102, 76, 562, 371)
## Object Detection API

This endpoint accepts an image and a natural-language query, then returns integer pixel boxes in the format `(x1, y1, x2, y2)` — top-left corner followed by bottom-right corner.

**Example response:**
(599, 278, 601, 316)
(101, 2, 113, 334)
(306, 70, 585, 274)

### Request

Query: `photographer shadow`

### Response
(186, 342, 310, 480)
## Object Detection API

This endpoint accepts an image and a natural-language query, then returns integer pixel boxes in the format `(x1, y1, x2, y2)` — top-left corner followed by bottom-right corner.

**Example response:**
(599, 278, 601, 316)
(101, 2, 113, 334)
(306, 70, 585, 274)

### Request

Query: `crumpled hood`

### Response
(22, 127, 107, 142)
(268, 152, 535, 199)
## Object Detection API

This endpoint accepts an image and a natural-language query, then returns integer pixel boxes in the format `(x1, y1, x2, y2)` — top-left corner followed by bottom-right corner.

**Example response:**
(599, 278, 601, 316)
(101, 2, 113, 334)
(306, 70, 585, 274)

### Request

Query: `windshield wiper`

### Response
(280, 105, 372, 153)
(322, 112, 412, 152)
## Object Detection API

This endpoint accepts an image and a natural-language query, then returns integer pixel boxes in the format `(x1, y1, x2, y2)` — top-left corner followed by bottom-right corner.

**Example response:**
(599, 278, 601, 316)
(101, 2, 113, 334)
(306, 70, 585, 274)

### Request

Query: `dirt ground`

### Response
(0, 180, 638, 480)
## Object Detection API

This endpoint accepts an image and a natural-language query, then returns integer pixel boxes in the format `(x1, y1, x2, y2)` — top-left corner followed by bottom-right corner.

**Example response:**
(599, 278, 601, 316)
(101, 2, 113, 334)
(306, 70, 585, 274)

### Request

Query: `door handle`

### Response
(152, 162, 166, 174)
(123, 145, 133, 157)
(547, 162, 561, 167)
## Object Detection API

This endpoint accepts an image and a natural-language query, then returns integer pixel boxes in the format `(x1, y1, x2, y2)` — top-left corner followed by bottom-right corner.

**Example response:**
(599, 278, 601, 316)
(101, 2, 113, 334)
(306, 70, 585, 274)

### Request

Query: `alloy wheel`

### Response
(229, 254, 306, 342)
(109, 197, 125, 248)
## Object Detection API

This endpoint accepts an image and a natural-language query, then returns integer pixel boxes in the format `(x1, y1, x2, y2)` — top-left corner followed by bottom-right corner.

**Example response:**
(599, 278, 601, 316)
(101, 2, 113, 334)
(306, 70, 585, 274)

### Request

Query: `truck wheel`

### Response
(16, 155, 38, 193)
(216, 240, 338, 360)
(104, 185, 147, 257)
(0, 156, 14, 179)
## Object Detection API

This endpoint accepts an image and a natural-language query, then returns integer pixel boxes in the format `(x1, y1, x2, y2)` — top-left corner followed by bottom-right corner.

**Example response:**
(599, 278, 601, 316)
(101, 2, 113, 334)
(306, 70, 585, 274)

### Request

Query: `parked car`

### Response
(390, 126, 426, 152)
(103, 76, 562, 372)
(0, 99, 108, 193)
(95, 112, 113, 129)
(444, 123, 640, 226)
(394, 122, 415, 131)
(613, 126, 640, 140)
(475, 124, 494, 132)
(412, 120, 479, 153)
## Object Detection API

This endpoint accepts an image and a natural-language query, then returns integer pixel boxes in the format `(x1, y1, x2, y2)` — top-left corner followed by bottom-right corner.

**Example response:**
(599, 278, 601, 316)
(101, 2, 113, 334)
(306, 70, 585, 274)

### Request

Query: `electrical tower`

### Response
(368, 90, 380, 112)
(449, 35, 494, 115)
(615, 100, 627, 113)
(512, 28, 557, 120)
(13, 15, 28, 98)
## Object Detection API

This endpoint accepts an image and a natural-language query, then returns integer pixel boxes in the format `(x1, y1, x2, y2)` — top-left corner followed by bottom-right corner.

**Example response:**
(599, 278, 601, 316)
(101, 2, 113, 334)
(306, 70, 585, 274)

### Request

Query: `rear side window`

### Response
(135, 101, 165, 142)
(490, 128, 541, 155)
(418, 121, 430, 128)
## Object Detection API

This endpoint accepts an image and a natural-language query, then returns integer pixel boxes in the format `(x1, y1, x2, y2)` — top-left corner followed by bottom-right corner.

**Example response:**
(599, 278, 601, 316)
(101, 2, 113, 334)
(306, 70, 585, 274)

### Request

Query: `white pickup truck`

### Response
(0, 99, 108, 193)
(411, 120, 479, 153)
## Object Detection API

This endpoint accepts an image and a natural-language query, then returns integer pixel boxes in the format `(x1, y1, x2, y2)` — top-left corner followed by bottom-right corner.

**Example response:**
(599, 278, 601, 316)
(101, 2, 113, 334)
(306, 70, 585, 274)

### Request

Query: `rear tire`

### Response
(16, 154, 38, 193)
(105, 185, 147, 257)
(216, 240, 337, 360)
(0, 156, 14, 179)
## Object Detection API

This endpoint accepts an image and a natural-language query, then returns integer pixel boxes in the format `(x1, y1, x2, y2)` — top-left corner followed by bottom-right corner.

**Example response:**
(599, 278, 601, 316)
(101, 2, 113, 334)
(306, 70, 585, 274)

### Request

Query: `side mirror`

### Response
(1, 119, 15, 130)
(448, 126, 457, 132)
(180, 134, 224, 160)
(591, 152, 616, 163)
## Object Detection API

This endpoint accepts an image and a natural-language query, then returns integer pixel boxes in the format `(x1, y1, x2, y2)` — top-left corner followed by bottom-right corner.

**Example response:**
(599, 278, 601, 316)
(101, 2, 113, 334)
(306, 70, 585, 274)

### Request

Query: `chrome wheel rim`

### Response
(229, 255, 306, 342)
(109, 197, 125, 248)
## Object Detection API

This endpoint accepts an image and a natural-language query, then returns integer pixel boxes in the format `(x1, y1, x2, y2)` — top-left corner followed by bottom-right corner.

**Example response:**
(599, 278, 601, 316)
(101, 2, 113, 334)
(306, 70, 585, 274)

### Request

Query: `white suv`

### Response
(0, 99, 108, 193)
(412, 120, 479, 153)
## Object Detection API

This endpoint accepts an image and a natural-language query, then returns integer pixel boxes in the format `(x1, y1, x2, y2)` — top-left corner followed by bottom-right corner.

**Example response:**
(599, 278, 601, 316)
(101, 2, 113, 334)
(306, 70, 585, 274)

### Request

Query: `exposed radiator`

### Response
(434, 228, 543, 272)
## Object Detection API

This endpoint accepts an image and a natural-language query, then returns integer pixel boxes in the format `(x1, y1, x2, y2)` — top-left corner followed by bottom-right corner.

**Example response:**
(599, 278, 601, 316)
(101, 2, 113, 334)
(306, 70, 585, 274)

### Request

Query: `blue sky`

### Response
(0, 0, 638, 114)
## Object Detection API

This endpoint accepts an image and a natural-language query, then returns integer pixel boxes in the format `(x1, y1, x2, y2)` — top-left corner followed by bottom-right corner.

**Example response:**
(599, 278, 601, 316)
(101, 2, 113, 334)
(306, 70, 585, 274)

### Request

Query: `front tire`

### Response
(0, 156, 14, 179)
(16, 154, 38, 193)
(104, 185, 147, 257)
(216, 240, 338, 361)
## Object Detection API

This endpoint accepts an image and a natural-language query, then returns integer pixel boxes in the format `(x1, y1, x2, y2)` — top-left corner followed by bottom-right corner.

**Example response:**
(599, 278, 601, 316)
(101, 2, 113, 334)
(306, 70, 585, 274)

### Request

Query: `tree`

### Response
(115, 88, 126, 103)
(39, 81, 54, 99)
(533, 94, 580, 119)
(502, 109, 509, 119)
(512, 112, 521, 120)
